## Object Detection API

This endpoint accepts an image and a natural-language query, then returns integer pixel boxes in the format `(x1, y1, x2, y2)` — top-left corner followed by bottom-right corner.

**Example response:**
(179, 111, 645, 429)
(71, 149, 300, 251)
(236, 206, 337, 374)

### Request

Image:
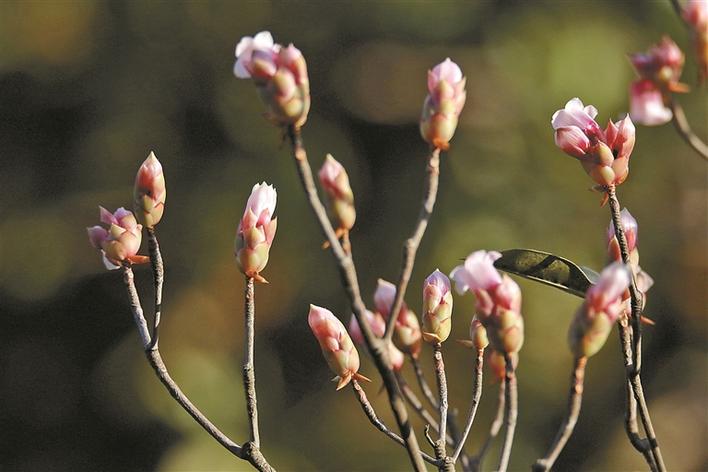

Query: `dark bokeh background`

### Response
(1, 1, 706, 471)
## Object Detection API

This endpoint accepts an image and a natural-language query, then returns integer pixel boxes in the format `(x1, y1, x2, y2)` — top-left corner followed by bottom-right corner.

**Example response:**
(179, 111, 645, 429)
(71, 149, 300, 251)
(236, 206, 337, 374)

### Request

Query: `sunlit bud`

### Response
(87, 206, 146, 270)
(394, 308, 423, 359)
(133, 151, 166, 228)
(234, 182, 277, 282)
(318, 154, 356, 234)
(569, 263, 630, 358)
(348, 310, 386, 345)
(488, 350, 518, 381)
(470, 318, 489, 350)
(308, 305, 370, 390)
(684, 0, 708, 82)
(420, 58, 466, 150)
(630, 36, 687, 92)
(629, 80, 673, 126)
(450, 250, 503, 297)
(421, 269, 453, 343)
(234, 31, 310, 128)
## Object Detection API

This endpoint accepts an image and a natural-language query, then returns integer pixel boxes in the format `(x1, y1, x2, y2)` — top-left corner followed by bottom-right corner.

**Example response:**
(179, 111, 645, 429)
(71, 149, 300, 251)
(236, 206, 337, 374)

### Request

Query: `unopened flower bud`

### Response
(235, 182, 277, 282)
(607, 208, 639, 263)
(488, 350, 518, 381)
(569, 262, 630, 358)
(420, 58, 466, 150)
(394, 308, 423, 359)
(133, 151, 166, 228)
(308, 305, 370, 390)
(374, 278, 404, 321)
(630, 36, 687, 92)
(469, 318, 489, 350)
(629, 79, 673, 126)
(87, 206, 146, 269)
(684, 0, 708, 82)
(348, 310, 386, 345)
(387, 342, 406, 372)
(421, 269, 453, 343)
(318, 154, 356, 235)
(234, 31, 310, 128)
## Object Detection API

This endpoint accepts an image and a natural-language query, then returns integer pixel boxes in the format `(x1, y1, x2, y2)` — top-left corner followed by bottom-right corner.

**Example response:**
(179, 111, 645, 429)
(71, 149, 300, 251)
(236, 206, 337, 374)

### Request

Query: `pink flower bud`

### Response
(374, 278, 404, 320)
(422, 270, 454, 343)
(551, 97, 602, 140)
(630, 36, 686, 91)
(420, 58, 466, 150)
(133, 151, 166, 228)
(394, 308, 423, 359)
(487, 350, 518, 381)
(469, 318, 489, 351)
(234, 31, 310, 128)
(387, 343, 406, 372)
(235, 182, 278, 282)
(308, 305, 369, 390)
(318, 154, 356, 233)
(684, 0, 708, 82)
(569, 263, 630, 358)
(607, 208, 638, 261)
(87, 206, 145, 269)
(629, 80, 673, 126)
(348, 310, 386, 345)
(450, 250, 503, 296)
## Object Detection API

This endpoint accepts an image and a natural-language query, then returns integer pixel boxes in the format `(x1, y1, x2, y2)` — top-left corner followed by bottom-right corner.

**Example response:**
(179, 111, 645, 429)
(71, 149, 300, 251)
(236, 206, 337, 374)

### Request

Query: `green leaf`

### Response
(494, 249, 599, 298)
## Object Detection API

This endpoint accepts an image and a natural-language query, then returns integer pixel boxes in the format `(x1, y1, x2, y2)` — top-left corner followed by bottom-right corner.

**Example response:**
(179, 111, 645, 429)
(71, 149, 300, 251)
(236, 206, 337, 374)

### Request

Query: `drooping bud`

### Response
(308, 305, 370, 390)
(630, 36, 687, 93)
(420, 58, 466, 150)
(568, 263, 630, 358)
(348, 310, 386, 345)
(234, 182, 278, 282)
(421, 269, 454, 343)
(234, 31, 310, 128)
(450, 250, 524, 354)
(318, 154, 356, 236)
(87, 206, 146, 269)
(684, 0, 708, 82)
(133, 151, 166, 228)
(629, 79, 673, 126)
(551, 98, 636, 187)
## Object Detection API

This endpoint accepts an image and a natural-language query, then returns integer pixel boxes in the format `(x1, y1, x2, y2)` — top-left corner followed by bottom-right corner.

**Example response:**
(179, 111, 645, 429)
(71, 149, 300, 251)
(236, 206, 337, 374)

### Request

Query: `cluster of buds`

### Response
(420, 58, 467, 150)
(133, 151, 166, 228)
(629, 37, 687, 126)
(606, 208, 654, 304)
(569, 263, 630, 358)
(308, 305, 370, 390)
(348, 310, 405, 371)
(318, 154, 356, 238)
(374, 279, 422, 358)
(421, 270, 454, 343)
(683, 0, 708, 82)
(551, 98, 636, 188)
(87, 207, 147, 269)
(450, 250, 524, 355)
(234, 182, 278, 283)
(234, 31, 310, 128)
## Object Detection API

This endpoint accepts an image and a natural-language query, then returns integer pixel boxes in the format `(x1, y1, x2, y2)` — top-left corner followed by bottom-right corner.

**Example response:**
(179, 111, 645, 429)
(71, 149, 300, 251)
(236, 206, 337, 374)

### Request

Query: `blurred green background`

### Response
(0, 1, 706, 471)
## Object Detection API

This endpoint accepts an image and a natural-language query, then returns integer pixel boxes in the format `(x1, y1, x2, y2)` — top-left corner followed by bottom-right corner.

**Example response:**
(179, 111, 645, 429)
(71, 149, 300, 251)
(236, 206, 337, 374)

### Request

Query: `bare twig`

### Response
(532, 356, 587, 471)
(432, 343, 454, 472)
(243, 276, 260, 446)
(496, 353, 517, 472)
(607, 186, 666, 472)
(351, 379, 439, 465)
(285, 125, 426, 472)
(469, 382, 505, 472)
(669, 99, 708, 161)
(412, 355, 439, 409)
(121, 265, 274, 471)
(146, 227, 164, 350)
(452, 348, 484, 464)
(384, 148, 441, 342)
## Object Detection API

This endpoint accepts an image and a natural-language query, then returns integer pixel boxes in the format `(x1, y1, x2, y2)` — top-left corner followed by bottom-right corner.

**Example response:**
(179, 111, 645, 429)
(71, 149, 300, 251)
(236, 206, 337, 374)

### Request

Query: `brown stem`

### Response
(496, 353, 517, 472)
(243, 276, 260, 446)
(469, 382, 505, 472)
(351, 380, 439, 465)
(285, 125, 427, 472)
(669, 0, 688, 26)
(432, 344, 454, 472)
(452, 348, 484, 464)
(121, 265, 276, 471)
(532, 356, 587, 472)
(412, 355, 440, 409)
(146, 227, 164, 350)
(384, 147, 441, 342)
(669, 99, 708, 161)
(607, 186, 666, 472)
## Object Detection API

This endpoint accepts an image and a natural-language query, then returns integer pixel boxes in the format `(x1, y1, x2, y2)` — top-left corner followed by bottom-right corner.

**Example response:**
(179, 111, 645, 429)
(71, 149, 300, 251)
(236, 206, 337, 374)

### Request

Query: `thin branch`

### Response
(496, 353, 518, 472)
(384, 147, 441, 342)
(397, 371, 442, 438)
(146, 227, 164, 351)
(468, 382, 505, 472)
(607, 186, 666, 472)
(285, 125, 427, 472)
(412, 355, 439, 409)
(243, 276, 260, 446)
(532, 356, 587, 472)
(669, 0, 688, 26)
(452, 348, 484, 464)
(121, 265, 275, 471)
(433, 343, 454, 472)
(351, 380, 439, 466)
(669, 99, 708, 161)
